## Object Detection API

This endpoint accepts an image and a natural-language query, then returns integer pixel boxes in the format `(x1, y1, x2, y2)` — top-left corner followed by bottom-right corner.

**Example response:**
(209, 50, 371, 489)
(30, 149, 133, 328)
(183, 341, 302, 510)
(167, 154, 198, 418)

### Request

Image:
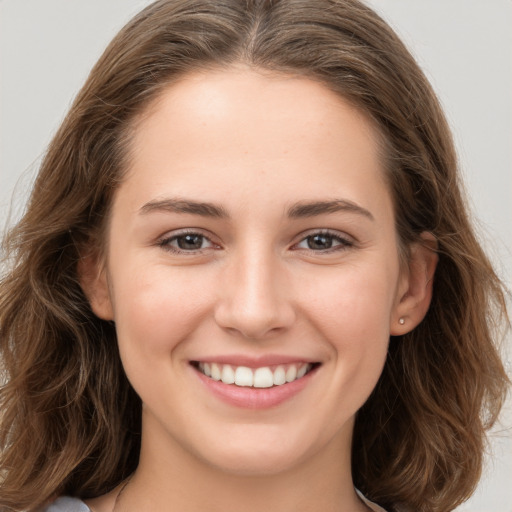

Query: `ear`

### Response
(390, 232, 438, 335)
(77, 251, 114, 321)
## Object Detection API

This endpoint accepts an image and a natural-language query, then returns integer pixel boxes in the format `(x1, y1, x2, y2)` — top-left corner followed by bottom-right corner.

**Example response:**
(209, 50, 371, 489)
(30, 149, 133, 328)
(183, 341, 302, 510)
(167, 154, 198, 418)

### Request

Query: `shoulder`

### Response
(39, 496, 91, 512)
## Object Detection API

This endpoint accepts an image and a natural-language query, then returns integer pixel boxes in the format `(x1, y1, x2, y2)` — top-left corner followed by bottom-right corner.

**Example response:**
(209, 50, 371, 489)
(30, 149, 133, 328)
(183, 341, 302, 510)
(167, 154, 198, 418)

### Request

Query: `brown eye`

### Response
(307, 234, 335, 250)
(294, 231, 353, 252)
(159, 232, 216, 253)
(176, 234, 205, 250)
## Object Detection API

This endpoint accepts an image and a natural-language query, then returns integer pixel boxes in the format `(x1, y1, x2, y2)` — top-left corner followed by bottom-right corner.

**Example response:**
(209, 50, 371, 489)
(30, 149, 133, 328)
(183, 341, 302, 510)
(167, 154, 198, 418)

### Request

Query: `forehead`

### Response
(119, 67, 391, 217)
(133, 67, 381, 156)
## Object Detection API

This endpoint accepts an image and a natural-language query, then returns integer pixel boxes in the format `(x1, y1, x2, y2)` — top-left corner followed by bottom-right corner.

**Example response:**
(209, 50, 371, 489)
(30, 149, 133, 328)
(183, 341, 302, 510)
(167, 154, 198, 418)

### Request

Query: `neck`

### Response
(116, 411, 368, 512)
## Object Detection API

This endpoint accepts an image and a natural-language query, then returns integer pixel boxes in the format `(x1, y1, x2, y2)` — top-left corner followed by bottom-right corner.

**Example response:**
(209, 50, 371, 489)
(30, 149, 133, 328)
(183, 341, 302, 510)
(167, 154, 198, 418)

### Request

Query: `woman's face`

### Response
(88, 68, 416, 476)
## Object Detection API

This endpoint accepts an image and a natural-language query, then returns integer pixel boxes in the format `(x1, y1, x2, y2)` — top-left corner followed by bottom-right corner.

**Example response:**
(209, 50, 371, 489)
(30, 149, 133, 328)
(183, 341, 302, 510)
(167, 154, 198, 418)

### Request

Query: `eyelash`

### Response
(157, 229, 354, 255)
(292, 230, 354, 253)
(158, 229, 217, 254)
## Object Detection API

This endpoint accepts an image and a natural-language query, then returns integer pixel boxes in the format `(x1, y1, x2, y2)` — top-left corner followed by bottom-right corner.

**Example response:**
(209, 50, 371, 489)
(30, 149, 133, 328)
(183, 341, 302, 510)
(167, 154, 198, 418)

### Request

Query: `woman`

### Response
(0, 1, 508, 511)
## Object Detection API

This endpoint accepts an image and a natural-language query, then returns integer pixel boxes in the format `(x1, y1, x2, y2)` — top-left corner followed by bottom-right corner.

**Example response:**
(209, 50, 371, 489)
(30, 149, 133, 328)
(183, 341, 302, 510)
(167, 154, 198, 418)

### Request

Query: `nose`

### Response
(214, 249, 296, 340)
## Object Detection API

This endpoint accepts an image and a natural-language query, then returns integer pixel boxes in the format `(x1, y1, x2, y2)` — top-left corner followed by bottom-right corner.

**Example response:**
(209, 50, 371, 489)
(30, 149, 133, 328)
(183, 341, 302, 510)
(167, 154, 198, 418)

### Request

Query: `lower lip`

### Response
(193, 366, 318, 409)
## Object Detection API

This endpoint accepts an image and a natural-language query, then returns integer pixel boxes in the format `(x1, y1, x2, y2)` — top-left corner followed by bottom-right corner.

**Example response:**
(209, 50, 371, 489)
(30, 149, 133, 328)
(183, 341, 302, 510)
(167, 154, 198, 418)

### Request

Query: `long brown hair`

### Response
(0, 1, 509, 511)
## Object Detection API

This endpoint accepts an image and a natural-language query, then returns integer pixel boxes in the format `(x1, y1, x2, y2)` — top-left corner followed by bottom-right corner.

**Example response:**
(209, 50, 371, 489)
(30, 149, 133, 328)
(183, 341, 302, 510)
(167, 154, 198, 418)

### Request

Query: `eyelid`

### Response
(155, 227, 355, 255)
(157, 228, 221, 254)
(291, 229, 355, 252)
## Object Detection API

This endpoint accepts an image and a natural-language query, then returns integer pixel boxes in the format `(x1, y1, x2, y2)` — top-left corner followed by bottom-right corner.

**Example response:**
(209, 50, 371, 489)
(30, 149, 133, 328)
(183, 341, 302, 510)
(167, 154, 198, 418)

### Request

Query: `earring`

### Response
(399, 318, 405, 325)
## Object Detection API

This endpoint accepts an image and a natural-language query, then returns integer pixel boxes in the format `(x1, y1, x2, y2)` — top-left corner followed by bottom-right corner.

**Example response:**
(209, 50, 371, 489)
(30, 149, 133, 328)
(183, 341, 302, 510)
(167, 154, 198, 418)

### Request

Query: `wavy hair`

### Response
(0, 1, 509, 511)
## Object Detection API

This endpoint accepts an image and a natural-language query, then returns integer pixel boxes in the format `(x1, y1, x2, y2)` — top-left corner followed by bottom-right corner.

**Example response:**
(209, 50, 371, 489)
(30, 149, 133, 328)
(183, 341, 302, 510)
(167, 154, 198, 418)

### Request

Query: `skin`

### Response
(82, 67, 436, 512)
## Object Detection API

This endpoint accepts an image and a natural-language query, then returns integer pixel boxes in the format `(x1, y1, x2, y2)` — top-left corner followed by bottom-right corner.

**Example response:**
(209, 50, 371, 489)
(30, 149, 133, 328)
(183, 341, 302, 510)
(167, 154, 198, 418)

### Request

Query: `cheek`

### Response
(304, 264, 397, 339)
(110, 264, 214, 358)
(301, 266, 396, 402)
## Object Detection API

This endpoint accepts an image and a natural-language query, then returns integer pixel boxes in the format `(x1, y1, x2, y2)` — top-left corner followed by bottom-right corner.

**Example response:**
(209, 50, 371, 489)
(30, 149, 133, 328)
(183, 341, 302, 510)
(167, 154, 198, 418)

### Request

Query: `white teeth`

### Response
(198, 362, 314, 388)
(211, 363, 221, 381)
(221, 365, 235, 384)
(285, 365, 297, 382)
(235, 366, 253, 387)
(297, 364, 308, 379)
(254, 367, 274, 388)
(273, 365, 286, 386)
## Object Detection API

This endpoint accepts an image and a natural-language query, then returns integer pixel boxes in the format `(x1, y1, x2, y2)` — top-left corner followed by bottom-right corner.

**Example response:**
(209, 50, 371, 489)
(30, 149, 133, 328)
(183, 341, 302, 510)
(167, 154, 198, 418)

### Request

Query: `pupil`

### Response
(178, 234, 203, 250)
(308, 234, 332, 250)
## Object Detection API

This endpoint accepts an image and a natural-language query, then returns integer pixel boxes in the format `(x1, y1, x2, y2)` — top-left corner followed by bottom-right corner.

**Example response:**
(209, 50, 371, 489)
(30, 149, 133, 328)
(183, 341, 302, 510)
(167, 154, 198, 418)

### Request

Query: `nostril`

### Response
(213, 278, 296, 339)
(214, 309, 295, 340)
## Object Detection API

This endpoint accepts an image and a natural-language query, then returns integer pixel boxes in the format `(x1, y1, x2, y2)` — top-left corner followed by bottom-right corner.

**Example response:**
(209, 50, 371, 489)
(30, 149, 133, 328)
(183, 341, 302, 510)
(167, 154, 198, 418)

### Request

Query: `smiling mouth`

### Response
(191, 361, 319, 388)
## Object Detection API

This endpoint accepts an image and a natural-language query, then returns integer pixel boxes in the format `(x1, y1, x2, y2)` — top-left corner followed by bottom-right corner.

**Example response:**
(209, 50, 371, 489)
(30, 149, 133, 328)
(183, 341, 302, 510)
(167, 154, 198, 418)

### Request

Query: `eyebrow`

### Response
(140, 198, 229, 218)
(287, 199, 374, 220)
(139, 197, 374, 221)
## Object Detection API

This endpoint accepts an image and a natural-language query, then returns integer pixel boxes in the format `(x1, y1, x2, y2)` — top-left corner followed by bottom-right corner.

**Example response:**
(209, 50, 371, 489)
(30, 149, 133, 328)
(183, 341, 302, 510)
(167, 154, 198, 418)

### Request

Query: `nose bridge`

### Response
(214, 241, 294, 339)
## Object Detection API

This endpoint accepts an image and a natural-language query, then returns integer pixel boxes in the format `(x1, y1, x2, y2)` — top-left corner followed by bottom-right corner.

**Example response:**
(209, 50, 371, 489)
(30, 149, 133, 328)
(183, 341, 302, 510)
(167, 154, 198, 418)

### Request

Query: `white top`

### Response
(41, 497, 90, 512)
(357, 490, 388, 512)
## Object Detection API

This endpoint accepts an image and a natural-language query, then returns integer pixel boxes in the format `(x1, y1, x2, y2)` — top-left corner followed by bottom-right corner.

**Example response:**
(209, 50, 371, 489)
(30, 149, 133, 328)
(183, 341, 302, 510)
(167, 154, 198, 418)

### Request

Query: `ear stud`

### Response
(399, 318, 405, 325)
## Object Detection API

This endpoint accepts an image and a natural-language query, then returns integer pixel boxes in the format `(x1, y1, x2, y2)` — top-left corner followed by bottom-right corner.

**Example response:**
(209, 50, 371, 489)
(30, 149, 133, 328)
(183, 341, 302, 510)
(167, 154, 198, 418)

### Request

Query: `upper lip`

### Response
(191, 354, 319, 368)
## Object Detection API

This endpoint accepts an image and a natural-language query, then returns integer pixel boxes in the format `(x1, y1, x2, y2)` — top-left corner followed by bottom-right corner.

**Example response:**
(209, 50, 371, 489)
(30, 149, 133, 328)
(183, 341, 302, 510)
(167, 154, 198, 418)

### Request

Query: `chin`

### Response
(191, 426, 322, 477)
(206, 449, 304, 477)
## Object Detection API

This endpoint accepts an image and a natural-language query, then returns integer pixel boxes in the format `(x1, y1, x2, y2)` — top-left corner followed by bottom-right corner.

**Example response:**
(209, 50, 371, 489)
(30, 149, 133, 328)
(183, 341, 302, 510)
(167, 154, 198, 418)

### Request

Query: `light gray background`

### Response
(1, 1, 510, 510)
